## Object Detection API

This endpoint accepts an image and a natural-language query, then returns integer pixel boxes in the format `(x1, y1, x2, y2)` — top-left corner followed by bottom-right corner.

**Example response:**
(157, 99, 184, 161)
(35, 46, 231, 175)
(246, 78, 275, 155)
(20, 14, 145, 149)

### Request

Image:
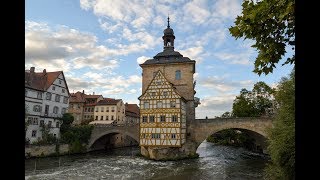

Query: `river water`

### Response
(25, 141, 270, 180)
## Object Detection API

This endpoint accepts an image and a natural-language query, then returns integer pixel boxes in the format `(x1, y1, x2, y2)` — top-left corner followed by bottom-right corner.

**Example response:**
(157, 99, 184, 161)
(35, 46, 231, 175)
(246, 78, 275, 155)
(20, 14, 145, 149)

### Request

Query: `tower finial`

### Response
(167, 15, 170, 28)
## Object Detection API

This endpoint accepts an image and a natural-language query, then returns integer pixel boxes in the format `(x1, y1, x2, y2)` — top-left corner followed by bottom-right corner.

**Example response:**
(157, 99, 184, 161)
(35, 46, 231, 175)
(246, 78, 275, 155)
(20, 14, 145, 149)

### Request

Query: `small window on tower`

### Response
(175, 70, 181, 80)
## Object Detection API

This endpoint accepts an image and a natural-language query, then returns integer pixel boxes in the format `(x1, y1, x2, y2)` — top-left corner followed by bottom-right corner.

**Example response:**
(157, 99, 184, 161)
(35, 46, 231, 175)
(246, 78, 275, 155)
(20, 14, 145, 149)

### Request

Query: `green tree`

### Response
(265, 70, 295, 179)
(229, 0, 295, 75)
(220, 111, 232, 118)
(60, 113, 74, 134)
(232, 82, 273, 117)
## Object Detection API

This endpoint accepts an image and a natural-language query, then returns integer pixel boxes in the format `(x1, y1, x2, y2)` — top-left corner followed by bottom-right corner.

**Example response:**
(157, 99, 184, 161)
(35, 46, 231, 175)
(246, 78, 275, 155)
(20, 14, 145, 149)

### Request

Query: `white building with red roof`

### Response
(25, 67, 70, 143)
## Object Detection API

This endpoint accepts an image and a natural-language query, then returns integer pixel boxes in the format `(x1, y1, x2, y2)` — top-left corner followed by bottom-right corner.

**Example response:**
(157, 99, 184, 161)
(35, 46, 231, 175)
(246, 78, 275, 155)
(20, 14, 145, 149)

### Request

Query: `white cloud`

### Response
(179, 46, 204, 62)
(214, 52, 251, 65)
(137, 56, 151, 64)
(196, 94, 236, 118)
(25, 21, 122, 71)
(200, 76, 253, 93)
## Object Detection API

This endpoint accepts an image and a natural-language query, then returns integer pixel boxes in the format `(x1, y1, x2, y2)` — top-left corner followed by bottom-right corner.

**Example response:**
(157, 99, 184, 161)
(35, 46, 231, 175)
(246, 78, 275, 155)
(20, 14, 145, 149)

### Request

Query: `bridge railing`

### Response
(195, 116, 272, 121)
(93, 122, 139, 127)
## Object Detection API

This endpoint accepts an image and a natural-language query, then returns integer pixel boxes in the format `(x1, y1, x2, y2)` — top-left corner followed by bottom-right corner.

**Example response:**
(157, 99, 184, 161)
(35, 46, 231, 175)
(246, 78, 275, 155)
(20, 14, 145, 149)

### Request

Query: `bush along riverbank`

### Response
(25, 113, 94, 158)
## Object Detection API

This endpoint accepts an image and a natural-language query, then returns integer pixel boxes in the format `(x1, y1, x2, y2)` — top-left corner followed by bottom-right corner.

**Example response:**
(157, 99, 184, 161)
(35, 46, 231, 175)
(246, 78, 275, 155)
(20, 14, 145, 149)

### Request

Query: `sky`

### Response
(25, 0, 294, 119)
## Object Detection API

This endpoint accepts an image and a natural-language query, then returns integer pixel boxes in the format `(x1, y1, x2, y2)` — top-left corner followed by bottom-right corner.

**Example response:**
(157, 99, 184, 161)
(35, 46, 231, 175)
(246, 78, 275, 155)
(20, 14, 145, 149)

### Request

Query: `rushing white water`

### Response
(25, 141, 270, 180)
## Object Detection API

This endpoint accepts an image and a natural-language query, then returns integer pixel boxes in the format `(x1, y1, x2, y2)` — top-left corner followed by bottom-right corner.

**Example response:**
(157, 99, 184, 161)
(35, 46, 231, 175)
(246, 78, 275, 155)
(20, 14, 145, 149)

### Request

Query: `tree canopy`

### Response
(229, 0, 295, 75)
(232, 81, 274, 117)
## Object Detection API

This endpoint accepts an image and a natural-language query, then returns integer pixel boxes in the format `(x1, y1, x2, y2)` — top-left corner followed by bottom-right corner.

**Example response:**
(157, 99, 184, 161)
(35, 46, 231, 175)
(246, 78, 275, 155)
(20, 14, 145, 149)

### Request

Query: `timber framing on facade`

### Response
(139, 70, 186, 147)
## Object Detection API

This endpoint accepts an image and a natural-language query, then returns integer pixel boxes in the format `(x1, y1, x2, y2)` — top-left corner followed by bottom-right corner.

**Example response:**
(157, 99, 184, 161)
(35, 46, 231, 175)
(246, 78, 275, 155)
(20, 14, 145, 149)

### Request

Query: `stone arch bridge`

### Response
(88, 123, 139, 151)
(88, 117, 272, 152)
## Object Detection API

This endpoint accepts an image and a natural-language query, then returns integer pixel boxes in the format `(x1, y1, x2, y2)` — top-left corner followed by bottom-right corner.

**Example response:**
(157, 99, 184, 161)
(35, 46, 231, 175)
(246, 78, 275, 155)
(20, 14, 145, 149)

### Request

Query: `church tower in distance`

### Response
(138, 17, 200, 160)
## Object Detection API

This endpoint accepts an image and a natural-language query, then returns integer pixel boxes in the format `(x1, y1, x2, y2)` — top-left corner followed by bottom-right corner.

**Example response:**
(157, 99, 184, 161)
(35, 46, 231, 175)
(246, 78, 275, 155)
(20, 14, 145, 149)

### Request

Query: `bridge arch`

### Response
(191, 118, 272, 150)
(88, 127, 139, 150)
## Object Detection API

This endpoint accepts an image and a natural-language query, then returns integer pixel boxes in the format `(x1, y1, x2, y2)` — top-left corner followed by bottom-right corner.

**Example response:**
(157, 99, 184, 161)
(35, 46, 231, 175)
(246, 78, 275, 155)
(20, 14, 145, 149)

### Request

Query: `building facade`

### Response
(138, 18, 200, 159)
(125, 103, 140, 124)
(25, 67, 70, 143)
(90, 98, 125, 125)
(69, 91, 86, 125)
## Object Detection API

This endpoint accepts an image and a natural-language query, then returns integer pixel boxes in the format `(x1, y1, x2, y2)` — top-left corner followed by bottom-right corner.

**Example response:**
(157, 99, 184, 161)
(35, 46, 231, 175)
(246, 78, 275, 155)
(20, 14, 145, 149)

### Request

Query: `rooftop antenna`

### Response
(167, 14, 170, 28)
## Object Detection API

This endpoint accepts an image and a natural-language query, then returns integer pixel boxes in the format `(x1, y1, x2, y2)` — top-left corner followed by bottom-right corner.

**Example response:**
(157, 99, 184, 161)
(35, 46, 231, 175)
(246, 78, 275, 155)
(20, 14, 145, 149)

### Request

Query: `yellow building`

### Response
(139, 17, 199, 149)
(90, 98, 125, 125)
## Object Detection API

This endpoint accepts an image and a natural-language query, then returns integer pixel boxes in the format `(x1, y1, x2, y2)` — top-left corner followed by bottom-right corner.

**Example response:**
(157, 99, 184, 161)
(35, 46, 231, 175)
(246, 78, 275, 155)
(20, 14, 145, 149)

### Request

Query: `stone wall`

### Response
(25, 144, 69, 158)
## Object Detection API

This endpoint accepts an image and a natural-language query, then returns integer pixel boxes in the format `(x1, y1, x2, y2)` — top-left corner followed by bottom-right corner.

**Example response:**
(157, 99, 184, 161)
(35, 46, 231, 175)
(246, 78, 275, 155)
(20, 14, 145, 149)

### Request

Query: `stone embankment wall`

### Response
(25, 144, 69, 158)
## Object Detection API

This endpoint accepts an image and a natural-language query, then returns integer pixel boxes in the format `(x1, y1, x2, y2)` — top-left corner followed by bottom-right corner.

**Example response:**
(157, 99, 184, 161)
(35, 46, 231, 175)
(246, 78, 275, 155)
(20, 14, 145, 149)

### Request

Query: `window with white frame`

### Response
(52, 86, 55, 90)
(106, 107, 109, 112)
(33, 105, 41, 112)
(160, 115, 166, 122)
(171, 134, 176, 139)
(56, 122, 60, 128)
(144, 102, 149, 109)
(55, 94, 60, 102)
(95, 107, 99, 112)
(170, 101, 176, 108)
(63, 97, 68, 104)
(141, 116, 147, 123)
(95, 116, 98, 120)
(111, 115, 114, 120)
(40, 120, 44, 126)
(53, 106, 59, 114)
(59, 80, 62, 84)
(149, 115, 155, 123)
(62, 89, 65, 93)
(151, 133, 160, 139)
(157, 101, 162, 108)
(100, 116, 103, 120)
(31, 130, 37, 137)
(46, 92, 52, 100)
(37, 92, 43, 99)
(111, 107, 115, 112)
(101, 107, 104, 112)
(163, 91, 168, 96)
(48, 121, 52, 128)
(172, 115, 178, 122)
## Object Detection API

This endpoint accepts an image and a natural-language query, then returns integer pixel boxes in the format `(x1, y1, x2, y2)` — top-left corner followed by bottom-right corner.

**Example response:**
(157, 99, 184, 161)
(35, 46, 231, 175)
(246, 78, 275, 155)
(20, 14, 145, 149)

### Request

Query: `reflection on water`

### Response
(25, 141, 270, 180)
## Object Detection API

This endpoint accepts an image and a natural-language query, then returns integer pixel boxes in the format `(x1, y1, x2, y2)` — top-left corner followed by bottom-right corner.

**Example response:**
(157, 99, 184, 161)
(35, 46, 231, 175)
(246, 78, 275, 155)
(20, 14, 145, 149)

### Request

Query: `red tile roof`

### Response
(84, 95, 103, 99)
(96, 98, 121, 105)
(125, 104, 140, 117)
(70, 91, 86, 103)
(25, 69, 69, 96)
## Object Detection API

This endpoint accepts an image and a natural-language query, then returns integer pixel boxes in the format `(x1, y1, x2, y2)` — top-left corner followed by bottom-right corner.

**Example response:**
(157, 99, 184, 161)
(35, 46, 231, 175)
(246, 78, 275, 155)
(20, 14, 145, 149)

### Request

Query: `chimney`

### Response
(43, 69, 46, 74)
(93, 92, 95, 95)
(30, 67, 35, 73)
(82, 90, 84, 94)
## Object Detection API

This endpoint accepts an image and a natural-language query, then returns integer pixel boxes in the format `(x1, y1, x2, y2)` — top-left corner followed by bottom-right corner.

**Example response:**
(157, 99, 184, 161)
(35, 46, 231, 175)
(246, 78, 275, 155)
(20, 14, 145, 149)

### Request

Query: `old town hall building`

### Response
(139, 17, 200, 152)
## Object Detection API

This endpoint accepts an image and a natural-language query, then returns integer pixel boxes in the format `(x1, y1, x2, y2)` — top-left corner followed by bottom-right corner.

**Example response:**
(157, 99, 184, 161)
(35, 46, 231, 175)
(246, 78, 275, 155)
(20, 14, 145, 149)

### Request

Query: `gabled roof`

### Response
(138, 70, 186, 101)
(25, 68, 70, 96)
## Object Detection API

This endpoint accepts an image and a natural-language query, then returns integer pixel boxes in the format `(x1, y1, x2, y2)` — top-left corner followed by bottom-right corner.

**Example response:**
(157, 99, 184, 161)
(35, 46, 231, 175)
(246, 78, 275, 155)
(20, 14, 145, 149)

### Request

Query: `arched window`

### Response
(53, 106, 59, 114)
(175, 70, 181, 80)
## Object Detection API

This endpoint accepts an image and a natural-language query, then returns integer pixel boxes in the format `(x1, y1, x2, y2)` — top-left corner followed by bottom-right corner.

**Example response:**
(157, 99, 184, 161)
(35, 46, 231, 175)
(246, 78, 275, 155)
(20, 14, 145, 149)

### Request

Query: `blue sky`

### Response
(25, 0, 294, 118)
